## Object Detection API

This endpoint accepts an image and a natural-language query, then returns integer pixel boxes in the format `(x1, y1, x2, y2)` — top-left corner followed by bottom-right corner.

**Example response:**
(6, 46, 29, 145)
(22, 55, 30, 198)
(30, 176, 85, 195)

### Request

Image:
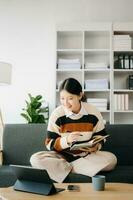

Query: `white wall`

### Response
(0, 0, 133, 123)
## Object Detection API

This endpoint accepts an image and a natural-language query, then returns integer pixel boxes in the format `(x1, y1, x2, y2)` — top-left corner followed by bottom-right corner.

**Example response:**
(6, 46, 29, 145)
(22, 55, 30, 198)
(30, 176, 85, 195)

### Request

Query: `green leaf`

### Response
(38, 108, 46, 113)
(21, 93, 49, 124)
(36, 95, 42, 100)
(21, 113, 31, 123)
(32, 102, 41, 109)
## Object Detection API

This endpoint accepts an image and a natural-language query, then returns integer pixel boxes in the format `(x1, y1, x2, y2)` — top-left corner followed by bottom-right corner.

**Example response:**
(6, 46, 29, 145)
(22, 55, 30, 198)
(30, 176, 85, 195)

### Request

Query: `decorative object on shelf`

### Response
(0, 62, 12, 149)
(21, 93, 49, 124)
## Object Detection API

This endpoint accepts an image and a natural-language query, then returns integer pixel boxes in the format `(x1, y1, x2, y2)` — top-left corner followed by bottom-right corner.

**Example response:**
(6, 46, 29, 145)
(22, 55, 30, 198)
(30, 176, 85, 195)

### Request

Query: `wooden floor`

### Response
(0, 183, 133, 200)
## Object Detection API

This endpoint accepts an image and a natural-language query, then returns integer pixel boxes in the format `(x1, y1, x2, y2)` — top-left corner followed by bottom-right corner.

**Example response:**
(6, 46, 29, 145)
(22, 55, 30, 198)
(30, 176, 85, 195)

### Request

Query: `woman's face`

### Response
(60, 90, 82, 113)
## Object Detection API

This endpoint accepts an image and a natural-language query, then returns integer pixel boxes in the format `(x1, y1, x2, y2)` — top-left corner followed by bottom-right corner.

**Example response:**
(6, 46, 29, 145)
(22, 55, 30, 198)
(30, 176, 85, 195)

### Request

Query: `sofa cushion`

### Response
(0, 165, 17, 187)
(3, 124, 47, 165)
(104, 124, 133, 165)
(64, 173, 91, 183)
(99, 165, 133, 183)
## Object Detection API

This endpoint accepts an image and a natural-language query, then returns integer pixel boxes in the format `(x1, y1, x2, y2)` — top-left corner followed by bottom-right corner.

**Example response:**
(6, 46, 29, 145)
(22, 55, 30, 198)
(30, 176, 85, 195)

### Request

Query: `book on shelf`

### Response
(70, 135, 109, 151)
(114, 93, 129, 111)
(129, 55, 133, 69)
(85, 79, 108, 90)
(124, 55, 130, 69)
(119, 55, 125, 69)
(117, 94, 121, 110)
(114, 94, 117, 111)
(129, 75, 133, 89)
(113, 35, 132, 50)
(125, 94, 129, 110)
(57, 58, 81, 69)
(87, 98, 107, 111)
(85, 62, 108, 69)
(114, 55, 121, 69)
(114, 54, 133, 69)
(114, 35, 131, 39)
(121, 94, 125, 111)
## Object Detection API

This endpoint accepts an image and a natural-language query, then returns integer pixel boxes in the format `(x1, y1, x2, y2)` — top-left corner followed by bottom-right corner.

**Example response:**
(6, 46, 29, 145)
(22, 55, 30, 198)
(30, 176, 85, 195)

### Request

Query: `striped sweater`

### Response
(45, 102, 106, 162)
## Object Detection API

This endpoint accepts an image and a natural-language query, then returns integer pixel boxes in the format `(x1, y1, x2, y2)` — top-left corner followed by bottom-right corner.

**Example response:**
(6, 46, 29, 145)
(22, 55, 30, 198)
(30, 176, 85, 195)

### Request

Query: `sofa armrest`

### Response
(0, 149, 3, 165)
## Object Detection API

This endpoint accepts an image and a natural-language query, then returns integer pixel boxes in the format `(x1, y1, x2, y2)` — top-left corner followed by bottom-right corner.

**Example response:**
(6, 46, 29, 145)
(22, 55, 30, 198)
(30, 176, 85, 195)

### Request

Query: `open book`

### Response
(70, 134, 109, 151)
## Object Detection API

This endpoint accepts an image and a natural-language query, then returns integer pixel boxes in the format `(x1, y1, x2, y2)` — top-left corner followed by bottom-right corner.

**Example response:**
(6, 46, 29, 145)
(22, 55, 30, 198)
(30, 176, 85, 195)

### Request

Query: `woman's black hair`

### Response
(59, 78, 86, 102)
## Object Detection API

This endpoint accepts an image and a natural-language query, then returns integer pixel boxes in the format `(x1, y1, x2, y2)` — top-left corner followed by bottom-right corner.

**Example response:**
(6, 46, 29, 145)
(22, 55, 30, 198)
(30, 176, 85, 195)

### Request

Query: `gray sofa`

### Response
(0, 124, 133, 187)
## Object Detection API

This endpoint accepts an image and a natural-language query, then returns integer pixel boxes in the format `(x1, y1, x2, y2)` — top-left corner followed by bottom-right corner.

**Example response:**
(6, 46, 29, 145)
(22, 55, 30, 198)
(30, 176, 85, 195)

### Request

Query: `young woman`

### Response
(30, 78, 117, 183)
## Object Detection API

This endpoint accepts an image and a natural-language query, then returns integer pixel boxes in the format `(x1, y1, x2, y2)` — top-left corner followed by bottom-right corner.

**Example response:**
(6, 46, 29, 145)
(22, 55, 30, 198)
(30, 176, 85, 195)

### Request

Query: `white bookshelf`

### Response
(113, 22, 133, 124)
(55, 22, 133, 124)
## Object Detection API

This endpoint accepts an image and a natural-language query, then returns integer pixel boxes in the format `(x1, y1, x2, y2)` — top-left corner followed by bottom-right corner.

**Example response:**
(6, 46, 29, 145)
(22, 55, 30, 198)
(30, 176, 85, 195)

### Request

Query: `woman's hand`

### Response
(79, 143, 100, 153)
(67, 132, 81, 144)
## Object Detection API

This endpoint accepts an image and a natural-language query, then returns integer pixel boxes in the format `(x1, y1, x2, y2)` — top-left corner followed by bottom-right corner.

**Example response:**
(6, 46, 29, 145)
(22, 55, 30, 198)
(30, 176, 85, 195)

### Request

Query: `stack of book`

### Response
(57, 58, 81, 69)
(114, 54, 133, 69)
(85, 62, 108, 69)
(87, 98, 108, 111)
(114, 35, 132, 50)
(85, 79, 108, 90)
(114, 94, 129, 111)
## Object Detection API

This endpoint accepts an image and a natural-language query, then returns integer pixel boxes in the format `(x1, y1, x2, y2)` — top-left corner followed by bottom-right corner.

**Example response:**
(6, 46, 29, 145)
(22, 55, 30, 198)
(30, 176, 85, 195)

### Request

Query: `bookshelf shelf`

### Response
(114, 89, 133, 92)
(84, 89, 110, 92)
(114, 69, 133, 72)
(101, 110, 110, 113)
(84, 69, 110, 72)
(56, 69, 82, 72)
(55, 22, 133, 124)
(57, 49, 82, 52)
(84, 49, 110, 52)
(114, 110, 133, 113)
(114, 50, 133, 52)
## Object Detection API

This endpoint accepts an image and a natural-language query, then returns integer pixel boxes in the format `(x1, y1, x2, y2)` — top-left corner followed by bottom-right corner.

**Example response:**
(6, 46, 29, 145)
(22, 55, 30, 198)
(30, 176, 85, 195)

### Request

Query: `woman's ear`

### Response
(79, 92, 83, 100)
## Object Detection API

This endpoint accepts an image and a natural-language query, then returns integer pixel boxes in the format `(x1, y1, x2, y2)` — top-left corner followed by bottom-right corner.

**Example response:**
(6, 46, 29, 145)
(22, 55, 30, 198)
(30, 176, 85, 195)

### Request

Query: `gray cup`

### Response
(92, 175, 105, 191)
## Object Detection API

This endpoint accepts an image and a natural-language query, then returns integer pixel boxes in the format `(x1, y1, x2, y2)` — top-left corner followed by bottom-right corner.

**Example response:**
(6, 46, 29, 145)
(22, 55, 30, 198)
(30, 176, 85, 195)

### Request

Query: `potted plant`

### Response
(21, 93, 49, 123)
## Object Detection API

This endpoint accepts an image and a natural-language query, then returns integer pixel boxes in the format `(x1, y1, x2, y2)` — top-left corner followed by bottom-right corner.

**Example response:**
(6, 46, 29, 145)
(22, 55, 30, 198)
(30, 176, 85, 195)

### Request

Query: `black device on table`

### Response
(10, 164, 65, 196)
(67, 184, 80, 191)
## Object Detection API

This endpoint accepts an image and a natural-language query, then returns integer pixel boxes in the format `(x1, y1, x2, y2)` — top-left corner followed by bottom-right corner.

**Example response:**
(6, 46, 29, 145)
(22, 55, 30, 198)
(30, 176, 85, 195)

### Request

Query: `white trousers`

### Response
(30, 151, 117, 183)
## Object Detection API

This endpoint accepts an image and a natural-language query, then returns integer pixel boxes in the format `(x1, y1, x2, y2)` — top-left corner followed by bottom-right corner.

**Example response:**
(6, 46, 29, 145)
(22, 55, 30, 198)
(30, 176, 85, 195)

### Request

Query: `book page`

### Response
(70, 135, 109, 151)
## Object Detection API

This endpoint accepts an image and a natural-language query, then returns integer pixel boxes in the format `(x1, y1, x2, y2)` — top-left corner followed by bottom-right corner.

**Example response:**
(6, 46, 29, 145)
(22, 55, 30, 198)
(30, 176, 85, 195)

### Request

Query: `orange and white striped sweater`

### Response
(45, 102, 106, 162)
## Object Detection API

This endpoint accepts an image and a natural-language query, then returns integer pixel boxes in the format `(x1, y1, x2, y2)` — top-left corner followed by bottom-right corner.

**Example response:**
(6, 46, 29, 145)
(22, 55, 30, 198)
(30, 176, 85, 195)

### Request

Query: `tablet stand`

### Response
(14, 179, 57, 195)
